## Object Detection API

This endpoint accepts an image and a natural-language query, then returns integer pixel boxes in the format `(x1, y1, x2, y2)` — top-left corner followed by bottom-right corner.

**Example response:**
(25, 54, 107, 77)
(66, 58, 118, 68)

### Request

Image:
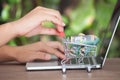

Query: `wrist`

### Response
(11, 19, 30, 36)
(0, 22, 19, 46)
(4, 22, 19, 37)
(9, 20, 22, 36)
(0, 45, 17, 62)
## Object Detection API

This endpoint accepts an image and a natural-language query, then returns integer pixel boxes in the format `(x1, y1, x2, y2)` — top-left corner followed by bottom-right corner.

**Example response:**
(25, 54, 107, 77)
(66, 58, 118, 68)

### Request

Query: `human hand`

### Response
(13, 6, 65, 37)
(0, 6, 65, 46)
(11, 41, 65, 63)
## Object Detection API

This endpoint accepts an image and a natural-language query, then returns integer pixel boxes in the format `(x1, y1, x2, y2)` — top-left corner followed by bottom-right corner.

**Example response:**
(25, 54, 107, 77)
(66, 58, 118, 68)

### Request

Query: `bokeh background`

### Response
(0, 0, 120, 58)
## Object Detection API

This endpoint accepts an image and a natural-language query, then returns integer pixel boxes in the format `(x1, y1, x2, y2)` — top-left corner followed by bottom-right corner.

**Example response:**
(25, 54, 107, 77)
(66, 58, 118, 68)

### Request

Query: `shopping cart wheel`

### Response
(86, 66, 91, 73)
(62, 67, 66, 74)
(62, 64, 66, 74)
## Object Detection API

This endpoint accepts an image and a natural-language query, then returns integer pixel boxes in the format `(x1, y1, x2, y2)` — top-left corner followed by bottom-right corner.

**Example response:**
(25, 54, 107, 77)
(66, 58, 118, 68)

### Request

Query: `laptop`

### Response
(26, 1, 120, 73)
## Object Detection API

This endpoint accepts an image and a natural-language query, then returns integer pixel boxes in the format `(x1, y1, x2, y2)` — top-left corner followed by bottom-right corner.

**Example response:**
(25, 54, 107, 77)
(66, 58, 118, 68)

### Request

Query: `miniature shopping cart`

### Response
(61, 35, 99, 73)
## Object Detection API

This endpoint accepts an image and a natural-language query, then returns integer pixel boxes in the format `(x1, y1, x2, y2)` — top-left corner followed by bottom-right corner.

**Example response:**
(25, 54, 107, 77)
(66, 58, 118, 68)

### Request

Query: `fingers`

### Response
(25, 24, 65, 37)
(34, 42, 65, 59)
(16, 6, 65, 36)
(46, 41, 64, 52)
(37, 6, 65, 32)
(14, 41, 65, 63)
(38, 27, 59, 35)
(55, 24, 64, 33)
(19, 6, 65, 37)
(29, 42, 65, 61)
(42, 44, 65, 59)
(25, 26, 59, 37)
(33, 52, 51, 60)
(43, 14, 65, 32)
(41, 7, 62, 21)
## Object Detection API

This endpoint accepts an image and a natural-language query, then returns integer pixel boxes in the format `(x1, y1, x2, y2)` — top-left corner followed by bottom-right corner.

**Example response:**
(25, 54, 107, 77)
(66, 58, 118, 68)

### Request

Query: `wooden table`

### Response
(0, 58, 120, 80)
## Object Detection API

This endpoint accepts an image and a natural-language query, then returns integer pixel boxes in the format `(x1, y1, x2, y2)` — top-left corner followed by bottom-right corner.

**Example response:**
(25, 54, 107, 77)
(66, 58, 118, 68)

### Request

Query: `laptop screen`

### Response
(96, 0, 120, 66)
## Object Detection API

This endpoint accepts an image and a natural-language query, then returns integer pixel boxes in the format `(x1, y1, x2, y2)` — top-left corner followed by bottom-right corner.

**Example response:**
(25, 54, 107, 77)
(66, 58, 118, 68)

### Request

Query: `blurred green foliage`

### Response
(65, 0, 96, 36)
(0, 0, 119, 57)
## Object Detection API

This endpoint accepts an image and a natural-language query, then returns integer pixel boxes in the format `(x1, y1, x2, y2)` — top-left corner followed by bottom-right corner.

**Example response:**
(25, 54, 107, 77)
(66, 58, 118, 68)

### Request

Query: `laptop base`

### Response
(26, 57, 101, 73)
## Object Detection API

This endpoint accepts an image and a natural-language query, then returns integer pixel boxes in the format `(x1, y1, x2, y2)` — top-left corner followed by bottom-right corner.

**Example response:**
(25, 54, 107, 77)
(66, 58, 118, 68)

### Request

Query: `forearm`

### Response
(0, 22, 18, 46)
(0, 45, 17, 62)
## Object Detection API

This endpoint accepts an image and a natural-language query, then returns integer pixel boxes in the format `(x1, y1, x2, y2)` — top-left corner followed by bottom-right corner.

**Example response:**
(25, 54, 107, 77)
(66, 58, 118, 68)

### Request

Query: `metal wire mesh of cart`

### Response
(61, 35, 99, 67)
